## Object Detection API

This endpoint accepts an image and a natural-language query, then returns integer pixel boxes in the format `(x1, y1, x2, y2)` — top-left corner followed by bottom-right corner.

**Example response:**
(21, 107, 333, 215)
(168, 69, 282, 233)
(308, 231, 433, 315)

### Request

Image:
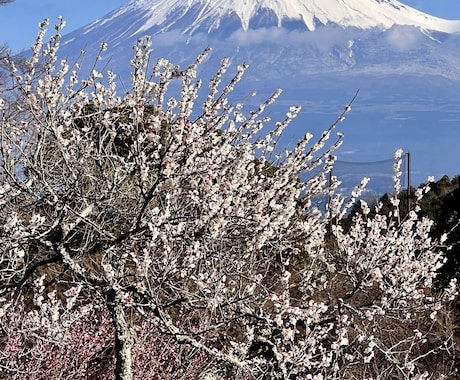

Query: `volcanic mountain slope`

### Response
(55, 0, 460, 186)
(83, 0, 460, 36)
(57, 0, 460, 81)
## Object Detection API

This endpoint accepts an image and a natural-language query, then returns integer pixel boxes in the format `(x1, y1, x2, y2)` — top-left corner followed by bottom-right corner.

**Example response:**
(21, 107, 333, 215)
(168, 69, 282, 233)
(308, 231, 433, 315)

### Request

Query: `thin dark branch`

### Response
(0, 254, 61, 291)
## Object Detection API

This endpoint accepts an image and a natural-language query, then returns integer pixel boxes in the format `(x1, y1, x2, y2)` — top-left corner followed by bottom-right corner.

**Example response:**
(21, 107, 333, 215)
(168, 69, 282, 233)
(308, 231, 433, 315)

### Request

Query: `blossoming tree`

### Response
(0, 18, 458, 380)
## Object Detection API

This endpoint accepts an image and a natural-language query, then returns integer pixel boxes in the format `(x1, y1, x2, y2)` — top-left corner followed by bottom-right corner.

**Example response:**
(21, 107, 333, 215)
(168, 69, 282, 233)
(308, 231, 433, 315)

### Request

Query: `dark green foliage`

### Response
(69, 103, 165, 158)
(418, 176, 460, 286)
(343, 175, 460, 287)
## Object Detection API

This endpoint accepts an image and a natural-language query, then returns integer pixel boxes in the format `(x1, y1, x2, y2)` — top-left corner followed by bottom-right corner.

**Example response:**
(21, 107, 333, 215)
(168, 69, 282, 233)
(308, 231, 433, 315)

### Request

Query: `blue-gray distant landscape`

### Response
(58, 0, 460, 192)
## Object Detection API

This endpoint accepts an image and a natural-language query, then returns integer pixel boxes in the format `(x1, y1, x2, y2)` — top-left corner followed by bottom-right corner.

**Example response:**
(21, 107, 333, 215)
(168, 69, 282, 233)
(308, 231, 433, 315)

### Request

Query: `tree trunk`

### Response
(106, 289, 135, 380)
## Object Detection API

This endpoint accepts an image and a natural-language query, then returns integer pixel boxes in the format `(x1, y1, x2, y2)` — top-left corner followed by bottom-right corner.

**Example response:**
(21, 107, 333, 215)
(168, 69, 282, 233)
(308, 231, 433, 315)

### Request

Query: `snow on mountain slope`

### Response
(58, 0, 460, 82)
(54, 0, 460, 201)
(87, 0, 460, 37)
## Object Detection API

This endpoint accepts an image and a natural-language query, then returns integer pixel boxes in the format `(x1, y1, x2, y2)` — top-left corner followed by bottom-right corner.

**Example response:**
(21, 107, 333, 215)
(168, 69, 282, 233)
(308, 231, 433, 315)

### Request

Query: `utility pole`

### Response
(406, 152, 411, 214)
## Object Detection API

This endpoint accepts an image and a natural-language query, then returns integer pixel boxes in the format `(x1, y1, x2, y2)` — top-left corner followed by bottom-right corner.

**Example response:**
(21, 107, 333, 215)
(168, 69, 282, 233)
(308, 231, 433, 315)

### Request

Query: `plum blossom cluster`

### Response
(0, 285, 216, 379)
(0, 19, 458, 380)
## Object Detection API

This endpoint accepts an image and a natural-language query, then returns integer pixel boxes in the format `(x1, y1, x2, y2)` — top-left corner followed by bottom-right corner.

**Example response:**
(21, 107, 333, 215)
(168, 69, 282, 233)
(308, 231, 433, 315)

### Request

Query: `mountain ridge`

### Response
(55, 0, 460, 187)
(85, 0, 460, 36)
(58, 0, 460, 82)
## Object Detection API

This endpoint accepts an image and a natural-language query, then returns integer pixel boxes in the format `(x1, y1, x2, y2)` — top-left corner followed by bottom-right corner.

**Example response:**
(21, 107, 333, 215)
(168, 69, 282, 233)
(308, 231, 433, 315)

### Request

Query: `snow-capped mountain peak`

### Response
(97, 0, 460, 36)
(56, 0, 460, 190)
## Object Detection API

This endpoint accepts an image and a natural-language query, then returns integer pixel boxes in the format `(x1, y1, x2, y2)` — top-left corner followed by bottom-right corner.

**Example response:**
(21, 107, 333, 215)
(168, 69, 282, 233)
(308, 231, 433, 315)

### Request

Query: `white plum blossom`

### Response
(0, 18, 458, 380)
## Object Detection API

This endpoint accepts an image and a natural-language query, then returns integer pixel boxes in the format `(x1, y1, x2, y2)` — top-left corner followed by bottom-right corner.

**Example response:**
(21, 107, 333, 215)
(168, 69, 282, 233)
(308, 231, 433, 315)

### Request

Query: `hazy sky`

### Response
(1, 0, 460, 52)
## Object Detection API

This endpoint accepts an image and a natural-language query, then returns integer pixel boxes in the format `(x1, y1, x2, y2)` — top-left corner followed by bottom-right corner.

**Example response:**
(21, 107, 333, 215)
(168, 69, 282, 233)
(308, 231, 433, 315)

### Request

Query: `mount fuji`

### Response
(57, 0, 460, 190)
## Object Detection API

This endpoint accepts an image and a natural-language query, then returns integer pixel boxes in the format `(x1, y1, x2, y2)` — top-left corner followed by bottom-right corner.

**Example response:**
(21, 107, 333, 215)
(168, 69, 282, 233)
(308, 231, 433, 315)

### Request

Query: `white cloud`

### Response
(385, 26, 423, 51)
(151, 30, 189, 47)
(227, 26, 357, 50)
